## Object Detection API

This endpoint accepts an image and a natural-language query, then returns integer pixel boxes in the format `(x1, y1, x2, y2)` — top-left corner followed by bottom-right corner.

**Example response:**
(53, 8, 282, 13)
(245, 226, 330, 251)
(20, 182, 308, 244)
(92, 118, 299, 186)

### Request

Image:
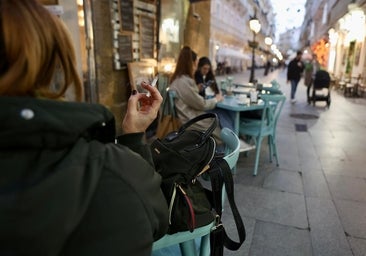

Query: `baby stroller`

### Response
(310, 70, 331, 107)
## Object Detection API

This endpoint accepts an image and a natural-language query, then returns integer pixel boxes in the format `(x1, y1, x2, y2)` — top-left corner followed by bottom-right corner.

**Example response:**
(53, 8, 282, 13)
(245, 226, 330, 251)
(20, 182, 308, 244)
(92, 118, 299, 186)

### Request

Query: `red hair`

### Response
(0, 0, 82, 101)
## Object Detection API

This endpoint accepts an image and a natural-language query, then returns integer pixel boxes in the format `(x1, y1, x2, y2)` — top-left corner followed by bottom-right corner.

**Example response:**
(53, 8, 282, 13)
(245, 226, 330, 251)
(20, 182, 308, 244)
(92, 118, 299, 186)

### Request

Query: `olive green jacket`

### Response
(0, 96, 168, 256)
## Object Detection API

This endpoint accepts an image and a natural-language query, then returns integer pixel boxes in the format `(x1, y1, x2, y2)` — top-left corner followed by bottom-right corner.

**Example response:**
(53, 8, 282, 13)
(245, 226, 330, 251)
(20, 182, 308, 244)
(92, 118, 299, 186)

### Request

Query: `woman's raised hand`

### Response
(122, 82, 163, 134)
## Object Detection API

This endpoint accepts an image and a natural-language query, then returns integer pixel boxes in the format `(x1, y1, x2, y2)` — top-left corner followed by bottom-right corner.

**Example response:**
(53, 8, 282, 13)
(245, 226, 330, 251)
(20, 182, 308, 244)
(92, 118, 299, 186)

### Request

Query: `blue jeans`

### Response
(290, 79, 300, 99)
(206, 108, 235, 153)
(206, 108, 235, 131)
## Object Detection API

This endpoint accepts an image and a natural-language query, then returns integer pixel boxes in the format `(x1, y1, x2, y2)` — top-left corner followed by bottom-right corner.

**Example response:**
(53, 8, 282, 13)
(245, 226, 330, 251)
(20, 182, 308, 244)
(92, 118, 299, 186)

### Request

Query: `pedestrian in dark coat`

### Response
(0, 1, 168, 255)
(287, 50, 304, 103)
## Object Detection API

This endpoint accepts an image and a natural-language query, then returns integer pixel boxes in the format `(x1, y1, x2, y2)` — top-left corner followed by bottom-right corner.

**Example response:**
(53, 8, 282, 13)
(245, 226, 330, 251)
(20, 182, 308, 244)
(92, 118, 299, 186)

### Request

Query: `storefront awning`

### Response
(216, 47, 250, 60)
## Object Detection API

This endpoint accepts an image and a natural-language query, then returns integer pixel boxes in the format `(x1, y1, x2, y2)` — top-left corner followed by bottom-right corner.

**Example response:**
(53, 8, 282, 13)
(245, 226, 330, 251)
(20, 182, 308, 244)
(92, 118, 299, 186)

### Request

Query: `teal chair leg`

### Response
(199, 235, 210, 256)
(245, 135, 255, 157)
(267, 136, 273, 163)
(271, 135, 280, 166)
(253, 137, 263, 176)
(268, 137, 273, 163)
(180, 240, 198, 256)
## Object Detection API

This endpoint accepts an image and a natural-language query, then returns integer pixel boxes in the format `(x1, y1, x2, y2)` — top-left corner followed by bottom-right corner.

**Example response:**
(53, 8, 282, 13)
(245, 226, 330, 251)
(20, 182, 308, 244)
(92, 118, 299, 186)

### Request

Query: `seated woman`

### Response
(170, 47, 252, 152)
(194, 57, 219, 99)
(169, 47, 223, 143)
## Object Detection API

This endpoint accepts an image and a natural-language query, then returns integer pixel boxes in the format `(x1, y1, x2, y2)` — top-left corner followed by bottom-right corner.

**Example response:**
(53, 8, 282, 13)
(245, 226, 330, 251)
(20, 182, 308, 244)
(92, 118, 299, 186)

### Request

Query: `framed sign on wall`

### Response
(139, 15, 155, 59)
(110, 0, 157, 70)
(117, 34, 133, 63)
(118, 0, 134, 33)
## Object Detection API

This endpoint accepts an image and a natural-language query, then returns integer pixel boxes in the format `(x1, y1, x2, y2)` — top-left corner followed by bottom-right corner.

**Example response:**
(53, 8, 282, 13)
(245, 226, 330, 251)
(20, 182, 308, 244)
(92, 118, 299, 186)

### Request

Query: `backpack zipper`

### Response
(193, 137, 217, 182)
(168, 184, 177, 225)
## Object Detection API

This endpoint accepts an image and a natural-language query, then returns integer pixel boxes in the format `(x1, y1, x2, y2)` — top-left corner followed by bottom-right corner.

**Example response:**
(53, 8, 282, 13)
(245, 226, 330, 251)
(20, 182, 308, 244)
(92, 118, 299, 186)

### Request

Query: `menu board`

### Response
(119, 0, 134, 33)
(139, 15, 154, 59)
(118, 34, 133, 63)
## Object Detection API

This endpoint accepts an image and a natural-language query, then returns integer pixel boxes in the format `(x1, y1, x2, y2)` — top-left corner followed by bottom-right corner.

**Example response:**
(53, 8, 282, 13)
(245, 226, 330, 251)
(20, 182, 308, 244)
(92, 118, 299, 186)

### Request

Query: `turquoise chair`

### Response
(270, 79, 280, 89)
(261, 87, 283, 95)
(239, 94, 286, 176)
(152, 127, 240, 256)
(167, 89, 178, 118)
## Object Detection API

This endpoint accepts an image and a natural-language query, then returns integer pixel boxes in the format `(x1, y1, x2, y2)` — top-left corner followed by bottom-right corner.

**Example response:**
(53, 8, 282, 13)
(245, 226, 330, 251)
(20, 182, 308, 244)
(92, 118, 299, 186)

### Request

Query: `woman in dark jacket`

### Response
(194, 57, 220, 99)
(0, 1, 168, 255)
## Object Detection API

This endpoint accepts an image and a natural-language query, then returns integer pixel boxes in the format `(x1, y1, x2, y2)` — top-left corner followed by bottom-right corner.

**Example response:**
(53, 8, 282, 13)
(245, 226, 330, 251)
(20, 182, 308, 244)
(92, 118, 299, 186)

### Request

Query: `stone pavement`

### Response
(218, 68, 366, 256)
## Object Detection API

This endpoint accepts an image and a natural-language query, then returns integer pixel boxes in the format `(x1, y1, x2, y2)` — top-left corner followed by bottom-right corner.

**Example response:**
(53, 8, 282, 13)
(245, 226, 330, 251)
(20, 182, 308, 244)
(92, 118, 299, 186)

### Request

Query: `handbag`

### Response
(151, 113, 246, 255)
(155, 115, 180, 139)
(155, 90, 181, 139)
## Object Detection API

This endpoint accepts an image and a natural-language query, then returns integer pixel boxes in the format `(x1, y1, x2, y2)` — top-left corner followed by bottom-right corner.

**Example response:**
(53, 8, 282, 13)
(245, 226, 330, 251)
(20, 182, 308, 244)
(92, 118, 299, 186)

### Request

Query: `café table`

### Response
(231, 87, 252, 95)
(233, 82, 273, 88)
(216, 95, 265, 135)
(231, 83, 281, 96)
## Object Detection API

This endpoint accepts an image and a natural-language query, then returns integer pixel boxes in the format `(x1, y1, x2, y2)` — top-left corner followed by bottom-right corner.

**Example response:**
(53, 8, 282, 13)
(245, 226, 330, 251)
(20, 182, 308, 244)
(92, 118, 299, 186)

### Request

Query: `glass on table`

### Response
(250, 89, 258, 103)
(226, 76, 233, 96)
(220, 80, 227, 93)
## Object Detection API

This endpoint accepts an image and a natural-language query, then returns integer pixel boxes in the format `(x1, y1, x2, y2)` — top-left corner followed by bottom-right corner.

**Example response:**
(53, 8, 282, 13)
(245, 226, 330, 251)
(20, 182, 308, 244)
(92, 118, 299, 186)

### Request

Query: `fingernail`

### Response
(132, 90, 137, 95)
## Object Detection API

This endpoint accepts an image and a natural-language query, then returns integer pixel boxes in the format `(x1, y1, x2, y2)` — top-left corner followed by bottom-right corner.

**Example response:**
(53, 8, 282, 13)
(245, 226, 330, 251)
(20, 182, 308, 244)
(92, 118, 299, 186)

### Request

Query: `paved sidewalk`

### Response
(220, 68, 366, 256)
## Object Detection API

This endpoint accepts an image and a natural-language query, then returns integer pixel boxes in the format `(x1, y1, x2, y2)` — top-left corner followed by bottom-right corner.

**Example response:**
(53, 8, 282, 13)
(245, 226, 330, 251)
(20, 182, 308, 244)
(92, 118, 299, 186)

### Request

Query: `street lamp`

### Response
(264, 36, 272, 75)
(249, 12, 261, 83)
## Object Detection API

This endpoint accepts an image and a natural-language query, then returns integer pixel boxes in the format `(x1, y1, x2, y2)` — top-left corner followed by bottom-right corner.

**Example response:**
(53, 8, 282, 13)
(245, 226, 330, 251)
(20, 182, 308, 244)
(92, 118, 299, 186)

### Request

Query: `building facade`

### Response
(301, 0, 366, 86)
(184, 0, 276, 73)
(40, 0, 279, 133)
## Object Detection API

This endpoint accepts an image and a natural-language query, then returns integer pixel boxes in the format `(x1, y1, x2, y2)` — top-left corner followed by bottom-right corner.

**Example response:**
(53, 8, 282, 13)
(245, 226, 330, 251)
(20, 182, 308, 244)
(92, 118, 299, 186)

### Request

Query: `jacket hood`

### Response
(0, 96, 116, 254)
(0, 96, 116, 150)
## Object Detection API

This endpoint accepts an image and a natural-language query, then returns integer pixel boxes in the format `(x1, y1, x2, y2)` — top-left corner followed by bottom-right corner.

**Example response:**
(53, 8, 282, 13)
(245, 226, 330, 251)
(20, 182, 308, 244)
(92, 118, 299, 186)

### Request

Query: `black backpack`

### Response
(151, 113, 245, 255)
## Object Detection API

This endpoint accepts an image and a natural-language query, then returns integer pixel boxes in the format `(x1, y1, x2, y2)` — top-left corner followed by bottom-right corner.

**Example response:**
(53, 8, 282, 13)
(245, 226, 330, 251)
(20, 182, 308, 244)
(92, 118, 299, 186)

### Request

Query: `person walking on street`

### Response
(306, 54, 320, 103)
(287, 50, 304, 103)
(264, 60, 271, 76)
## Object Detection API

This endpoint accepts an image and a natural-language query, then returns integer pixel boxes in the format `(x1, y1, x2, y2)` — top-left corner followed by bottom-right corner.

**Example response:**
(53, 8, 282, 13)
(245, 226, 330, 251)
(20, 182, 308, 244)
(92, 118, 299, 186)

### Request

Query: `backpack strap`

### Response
(218, 158, 246, 250)
(177, 113, 218, 146)
(208, 158, 246, 253)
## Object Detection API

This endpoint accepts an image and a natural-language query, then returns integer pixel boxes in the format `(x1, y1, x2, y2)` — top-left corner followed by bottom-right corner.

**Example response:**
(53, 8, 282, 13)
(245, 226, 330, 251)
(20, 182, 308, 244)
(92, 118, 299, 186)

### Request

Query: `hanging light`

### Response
(265, 37, 273, 46)
(249, 16, 261, 34)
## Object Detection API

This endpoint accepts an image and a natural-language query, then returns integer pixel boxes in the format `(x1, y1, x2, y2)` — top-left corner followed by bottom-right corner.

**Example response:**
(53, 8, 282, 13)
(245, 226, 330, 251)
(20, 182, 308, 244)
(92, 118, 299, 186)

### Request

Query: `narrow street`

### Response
(5, 1, 366, 256)
(218, 68, 366, 256)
